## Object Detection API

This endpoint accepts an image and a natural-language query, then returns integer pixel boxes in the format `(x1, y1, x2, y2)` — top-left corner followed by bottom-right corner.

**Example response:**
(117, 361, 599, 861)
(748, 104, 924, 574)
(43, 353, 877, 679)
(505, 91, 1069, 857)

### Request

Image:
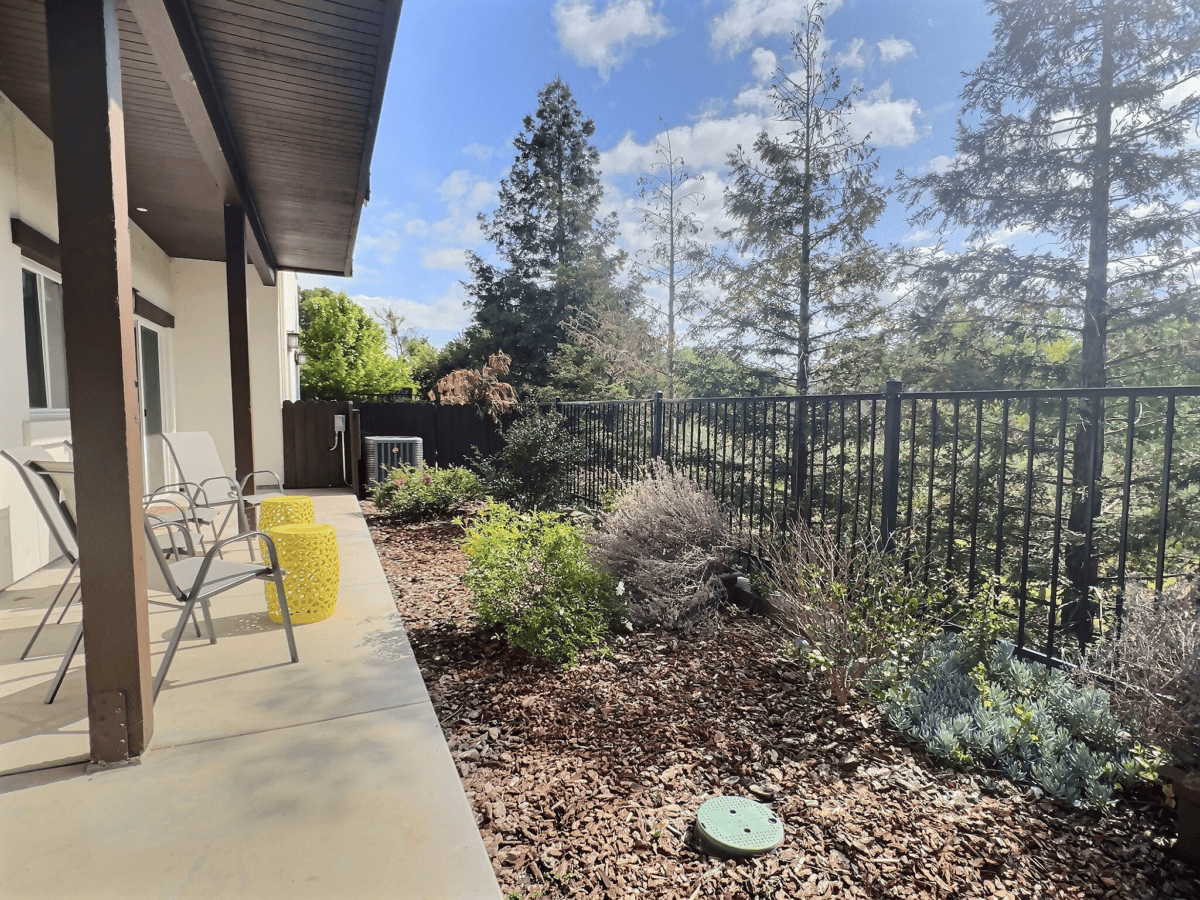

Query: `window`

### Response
(22, 267, 69, 410)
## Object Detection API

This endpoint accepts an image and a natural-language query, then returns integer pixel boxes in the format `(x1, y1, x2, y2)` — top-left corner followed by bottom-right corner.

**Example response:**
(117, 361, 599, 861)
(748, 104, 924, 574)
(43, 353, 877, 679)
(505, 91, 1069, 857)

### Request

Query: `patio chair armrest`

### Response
(197, 475, 242, 503)
(187, 531, 284, 594)
(146, 516, 196, 557)
(150, 481, 205, 505)
(144, 495, 190, 522)
(241, 469, 284, 493)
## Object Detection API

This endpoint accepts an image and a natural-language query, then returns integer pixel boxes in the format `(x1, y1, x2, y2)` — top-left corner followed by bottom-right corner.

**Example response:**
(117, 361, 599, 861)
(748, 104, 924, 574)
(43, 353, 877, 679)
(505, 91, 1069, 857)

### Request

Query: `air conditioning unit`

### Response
(364, 436, 424, 484)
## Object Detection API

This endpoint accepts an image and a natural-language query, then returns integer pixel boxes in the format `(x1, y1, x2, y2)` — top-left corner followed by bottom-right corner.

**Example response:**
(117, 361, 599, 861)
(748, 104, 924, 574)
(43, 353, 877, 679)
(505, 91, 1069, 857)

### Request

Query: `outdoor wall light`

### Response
(295, 351, 308, 366)
(286, 331, 300, 351)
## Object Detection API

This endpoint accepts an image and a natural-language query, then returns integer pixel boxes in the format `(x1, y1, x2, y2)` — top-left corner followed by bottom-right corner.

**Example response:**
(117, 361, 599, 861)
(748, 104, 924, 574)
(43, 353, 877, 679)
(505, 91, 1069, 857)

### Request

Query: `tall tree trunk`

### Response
(667, 179, 677, 399)
(1066, 2, 1115, 645)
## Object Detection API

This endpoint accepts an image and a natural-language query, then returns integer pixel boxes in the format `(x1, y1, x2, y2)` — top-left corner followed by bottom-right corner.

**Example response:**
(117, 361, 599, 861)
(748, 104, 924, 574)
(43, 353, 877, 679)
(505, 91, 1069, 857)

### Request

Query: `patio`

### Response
(0, 489, 500, 899)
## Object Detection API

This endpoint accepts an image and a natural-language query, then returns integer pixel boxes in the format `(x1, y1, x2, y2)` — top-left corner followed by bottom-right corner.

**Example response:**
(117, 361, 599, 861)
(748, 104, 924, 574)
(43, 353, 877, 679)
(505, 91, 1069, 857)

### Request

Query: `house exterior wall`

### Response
(0, 89, 299, 588)
(170, 261, 296, 483)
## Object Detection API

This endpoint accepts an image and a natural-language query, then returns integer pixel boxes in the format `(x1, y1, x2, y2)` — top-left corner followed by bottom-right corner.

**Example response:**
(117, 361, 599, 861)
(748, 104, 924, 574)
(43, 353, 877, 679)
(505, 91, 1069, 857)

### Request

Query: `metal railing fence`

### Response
(559, 381, 1200, 665)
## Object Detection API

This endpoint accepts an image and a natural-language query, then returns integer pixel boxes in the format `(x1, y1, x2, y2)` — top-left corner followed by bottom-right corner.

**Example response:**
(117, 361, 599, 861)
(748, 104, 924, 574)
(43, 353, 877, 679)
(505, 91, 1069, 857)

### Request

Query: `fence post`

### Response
(651, 390, 664, 460)
(789, 396, 806, 525)
(880, 378, 903, 551)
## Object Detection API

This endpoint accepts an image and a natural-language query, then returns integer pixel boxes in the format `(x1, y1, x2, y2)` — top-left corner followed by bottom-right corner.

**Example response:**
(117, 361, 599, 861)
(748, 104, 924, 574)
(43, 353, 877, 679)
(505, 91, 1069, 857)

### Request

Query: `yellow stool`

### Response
(263, 523, 339, 624)
(260, 495, 315, 531)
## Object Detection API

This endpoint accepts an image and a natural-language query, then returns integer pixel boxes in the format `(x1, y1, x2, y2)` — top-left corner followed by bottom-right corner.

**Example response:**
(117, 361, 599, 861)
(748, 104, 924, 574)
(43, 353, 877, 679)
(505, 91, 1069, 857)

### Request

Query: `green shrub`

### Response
(372, 465, 483, 519)
(473, 403, 586, 511)
(760, 525, 939, 705)
(461, 503, 622, 665)
(881, 632, 1156, 808)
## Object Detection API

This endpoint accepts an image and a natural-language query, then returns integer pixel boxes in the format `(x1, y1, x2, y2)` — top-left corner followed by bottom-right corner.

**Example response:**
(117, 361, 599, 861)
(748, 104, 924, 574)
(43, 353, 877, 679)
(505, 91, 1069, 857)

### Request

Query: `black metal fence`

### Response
(560, 382, 1200, 664)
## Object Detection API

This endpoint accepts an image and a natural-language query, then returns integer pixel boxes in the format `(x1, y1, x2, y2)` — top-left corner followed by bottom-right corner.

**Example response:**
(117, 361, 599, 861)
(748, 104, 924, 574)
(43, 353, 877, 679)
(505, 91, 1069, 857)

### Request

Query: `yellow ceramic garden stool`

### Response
(263, 523, 339, 624)
(259, 494, 315, 531)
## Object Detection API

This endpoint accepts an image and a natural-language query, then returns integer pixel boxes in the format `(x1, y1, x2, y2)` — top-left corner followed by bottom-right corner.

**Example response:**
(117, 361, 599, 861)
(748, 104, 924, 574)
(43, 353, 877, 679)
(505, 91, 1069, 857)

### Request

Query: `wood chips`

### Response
(367, 509, 1199, 900)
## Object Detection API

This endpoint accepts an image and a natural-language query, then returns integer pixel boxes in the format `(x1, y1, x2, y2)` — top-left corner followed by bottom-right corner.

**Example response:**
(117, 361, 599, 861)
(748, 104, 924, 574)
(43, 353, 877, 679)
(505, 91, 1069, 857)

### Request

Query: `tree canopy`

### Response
(705, 0, 889, 394)
(299, 288, 412, 401)
(900, 0, 1200, 390)
(461, 78, 641, 392)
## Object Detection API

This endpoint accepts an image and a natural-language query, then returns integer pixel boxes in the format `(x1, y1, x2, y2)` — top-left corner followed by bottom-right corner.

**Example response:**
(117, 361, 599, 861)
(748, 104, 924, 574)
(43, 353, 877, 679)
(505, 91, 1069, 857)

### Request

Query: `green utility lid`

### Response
(695, 796, 784, 857)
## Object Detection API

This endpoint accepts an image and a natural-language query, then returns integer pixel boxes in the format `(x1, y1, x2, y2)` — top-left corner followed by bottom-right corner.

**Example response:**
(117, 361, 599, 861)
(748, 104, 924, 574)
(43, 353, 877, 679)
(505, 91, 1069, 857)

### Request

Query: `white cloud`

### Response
(849, 81, 922, 147)
(834, 37, 866, 71)
(927, 154, 954, 174)
(877, 36, 915, 64)
(750, 47, 777, 82)
(461, 143, 494, 161)
(553, 0, 671, 80)
(711, 0, 842, 55)
(359, 230, 403, 265)
(357, 287, 473, 338)
(421, 248, 468, 270)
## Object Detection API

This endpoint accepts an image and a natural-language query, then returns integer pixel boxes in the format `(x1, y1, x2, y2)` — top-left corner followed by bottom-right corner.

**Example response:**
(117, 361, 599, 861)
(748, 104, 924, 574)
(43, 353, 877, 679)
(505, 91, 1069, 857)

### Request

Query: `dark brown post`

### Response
(46, 0, 153, 762)
(225, 204, 254, 494)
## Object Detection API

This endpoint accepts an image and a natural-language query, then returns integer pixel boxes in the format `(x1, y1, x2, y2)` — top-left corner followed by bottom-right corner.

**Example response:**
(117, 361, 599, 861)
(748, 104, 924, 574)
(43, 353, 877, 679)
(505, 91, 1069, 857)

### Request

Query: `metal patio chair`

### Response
(21, 459, 205, 704)
(144, 515, 299, 700)
(159, 432, 286, 550)
(1, 447, 80, 661)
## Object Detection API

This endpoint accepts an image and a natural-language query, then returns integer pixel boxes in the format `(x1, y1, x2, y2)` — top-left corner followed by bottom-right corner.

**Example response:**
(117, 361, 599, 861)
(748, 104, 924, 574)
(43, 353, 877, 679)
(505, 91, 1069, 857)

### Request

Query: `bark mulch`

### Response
(366, 508, 1199, 900)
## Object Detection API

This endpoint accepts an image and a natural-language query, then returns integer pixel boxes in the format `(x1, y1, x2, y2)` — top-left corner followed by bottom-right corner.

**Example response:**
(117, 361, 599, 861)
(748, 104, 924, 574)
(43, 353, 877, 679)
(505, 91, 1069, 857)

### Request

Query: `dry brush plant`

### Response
(1082, 579, 1200, 765)
(429, 351, 518, 422)
(760, 523, 936, 706)
(587, 463, 730, 634)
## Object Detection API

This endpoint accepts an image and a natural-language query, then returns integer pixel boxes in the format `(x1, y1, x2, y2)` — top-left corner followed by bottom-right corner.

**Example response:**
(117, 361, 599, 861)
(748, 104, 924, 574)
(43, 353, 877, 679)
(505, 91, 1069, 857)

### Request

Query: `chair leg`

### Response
(200, 598, 216, 644)
(21, 565, 79, 660)
(44, 619, 85, 704)
(55, 591, 77, 624)
(271, 570, 299, 663)
(152, 599, 199, 701)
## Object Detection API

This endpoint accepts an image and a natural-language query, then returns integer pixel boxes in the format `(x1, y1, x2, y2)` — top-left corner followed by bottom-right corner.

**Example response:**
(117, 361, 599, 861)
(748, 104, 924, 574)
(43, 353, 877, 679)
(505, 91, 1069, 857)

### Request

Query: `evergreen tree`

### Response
(463, 78, 629, 389)
(638, 125, 705, 397)
(900, 0, 1200, 390)
(705, 0, 888, 394)
(299, 288, 411, 401)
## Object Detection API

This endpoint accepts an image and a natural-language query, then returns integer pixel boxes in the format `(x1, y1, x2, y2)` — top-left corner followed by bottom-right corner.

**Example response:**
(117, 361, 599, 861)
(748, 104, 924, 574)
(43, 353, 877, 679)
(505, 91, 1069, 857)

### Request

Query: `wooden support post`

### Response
(46, 0, 153, 762)
(225, 204, 255, 494)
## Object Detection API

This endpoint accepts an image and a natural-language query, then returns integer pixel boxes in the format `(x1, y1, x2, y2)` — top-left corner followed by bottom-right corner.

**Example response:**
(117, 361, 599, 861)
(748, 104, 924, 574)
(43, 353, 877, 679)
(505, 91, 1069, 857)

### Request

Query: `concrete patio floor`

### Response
(0, 489, 500, 899)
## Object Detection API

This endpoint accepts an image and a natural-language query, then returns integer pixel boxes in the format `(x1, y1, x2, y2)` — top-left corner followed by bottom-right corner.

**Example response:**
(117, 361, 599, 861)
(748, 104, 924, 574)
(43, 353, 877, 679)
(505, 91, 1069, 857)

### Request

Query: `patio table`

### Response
(263, 523, 339, 624)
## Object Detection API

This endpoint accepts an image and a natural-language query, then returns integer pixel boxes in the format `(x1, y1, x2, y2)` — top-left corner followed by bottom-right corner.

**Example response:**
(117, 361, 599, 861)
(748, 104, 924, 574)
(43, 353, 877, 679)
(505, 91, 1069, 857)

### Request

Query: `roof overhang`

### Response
(0, 0, 401, 280)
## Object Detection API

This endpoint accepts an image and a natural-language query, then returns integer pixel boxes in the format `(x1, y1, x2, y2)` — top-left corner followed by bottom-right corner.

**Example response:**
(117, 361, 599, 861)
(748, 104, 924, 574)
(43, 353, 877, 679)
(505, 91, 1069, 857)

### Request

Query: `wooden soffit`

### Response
(0, 0, 401, 278)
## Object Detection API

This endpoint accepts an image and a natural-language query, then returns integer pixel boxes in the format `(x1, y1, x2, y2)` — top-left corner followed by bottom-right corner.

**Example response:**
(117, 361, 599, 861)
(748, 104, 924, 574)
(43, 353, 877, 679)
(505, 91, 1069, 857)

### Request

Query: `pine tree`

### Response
(463, 78, 626, 389)
(900, 0, 1200, 390)
(705, 0, 888, 394)
(638, 125, 705, 398)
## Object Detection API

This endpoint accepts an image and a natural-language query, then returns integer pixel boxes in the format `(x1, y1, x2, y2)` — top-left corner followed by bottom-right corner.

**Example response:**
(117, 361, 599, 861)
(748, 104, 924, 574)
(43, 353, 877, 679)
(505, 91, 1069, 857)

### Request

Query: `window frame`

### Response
(21, 260, 70, 416)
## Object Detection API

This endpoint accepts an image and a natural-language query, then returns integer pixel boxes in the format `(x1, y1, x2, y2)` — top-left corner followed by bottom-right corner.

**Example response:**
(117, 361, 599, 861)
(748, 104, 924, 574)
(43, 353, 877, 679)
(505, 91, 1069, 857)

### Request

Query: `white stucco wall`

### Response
(170, 260, 294, 484)
(0, 88, 298, 587)
(1, 91, 71, 585)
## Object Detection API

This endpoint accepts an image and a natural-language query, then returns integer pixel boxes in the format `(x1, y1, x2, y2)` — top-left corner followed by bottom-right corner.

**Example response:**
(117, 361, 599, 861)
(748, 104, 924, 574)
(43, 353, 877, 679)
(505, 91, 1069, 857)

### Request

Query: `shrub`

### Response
(1081, 579, 1200, 764)
(760, 524, 936, 705)
(587, 463, 729, 634)
(882, 633, 1155, 808)
(372, 465, 484, 519)
(473, 402, 586, 511)
(461, 503, 623, 665)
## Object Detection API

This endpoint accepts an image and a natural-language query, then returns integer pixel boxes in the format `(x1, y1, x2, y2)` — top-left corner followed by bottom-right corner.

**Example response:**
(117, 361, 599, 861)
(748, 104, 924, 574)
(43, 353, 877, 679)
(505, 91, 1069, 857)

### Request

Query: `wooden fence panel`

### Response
(281, 400, 355, 488)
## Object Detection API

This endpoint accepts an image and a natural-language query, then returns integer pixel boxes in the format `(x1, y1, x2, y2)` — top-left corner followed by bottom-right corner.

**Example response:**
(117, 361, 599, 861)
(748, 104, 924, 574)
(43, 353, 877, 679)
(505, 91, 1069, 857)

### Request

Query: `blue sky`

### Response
(299, 0, 999, 346)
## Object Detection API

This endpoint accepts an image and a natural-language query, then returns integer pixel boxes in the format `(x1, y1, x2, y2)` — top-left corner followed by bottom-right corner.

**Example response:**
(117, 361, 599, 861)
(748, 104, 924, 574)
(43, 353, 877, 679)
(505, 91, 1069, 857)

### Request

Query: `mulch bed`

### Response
(366, 507, 1199, 900)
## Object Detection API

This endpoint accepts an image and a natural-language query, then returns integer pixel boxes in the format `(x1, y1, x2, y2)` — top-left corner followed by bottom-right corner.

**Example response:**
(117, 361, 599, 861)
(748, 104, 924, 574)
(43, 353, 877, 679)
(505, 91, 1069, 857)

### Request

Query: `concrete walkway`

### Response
(0, 490, 500, 899)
